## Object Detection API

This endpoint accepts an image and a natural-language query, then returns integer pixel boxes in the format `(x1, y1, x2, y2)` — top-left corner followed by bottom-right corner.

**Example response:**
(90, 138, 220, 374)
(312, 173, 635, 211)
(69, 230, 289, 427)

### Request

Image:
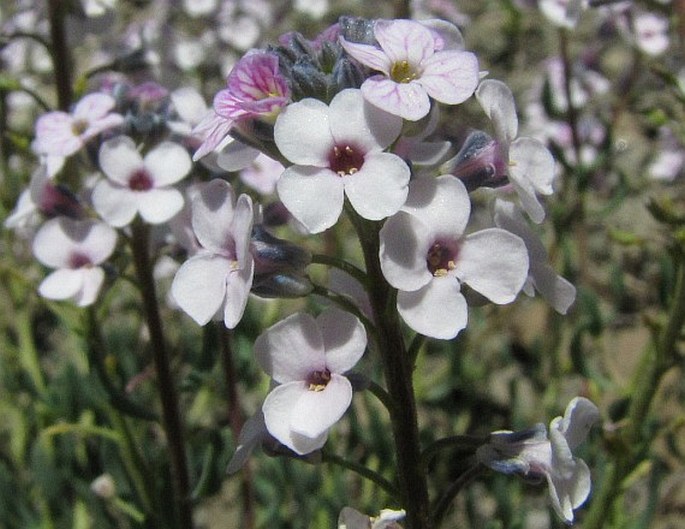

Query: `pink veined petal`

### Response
(137, 188, 185, 224)
(397, 278, 467, 339)
(273, 99, 333, 166)
(373, 19, 435, 67)
(262, 381, 329, 455)
(98, 136, 144, 185)
(223, 257, 254, 329)
(289, 374, 353, 439)
(316, 308, 366, 374)
(171, 253, 233, 325)
(74, 267, 106, 307)
(144, 142, 192, 186)
(34, 113, 82, 157)
(192, 114, 235, 161)
(380, 211, 433, 292)
(509, 137, 556, 195)
(420, 19, 465, 51)
(254, 312, 325, 383)
(344, 152, 409, 221)
(476, 79, 519, 143)
(328, 89, 402, 152)
(339, 38, 392, 75)
(73, 93, 116, 120)
(38, 268, 84, 301)
(361, 76, 430, 121)
(455, 228, 529, 304)
(192, 179, 237, 255)
(402, 175, 471, 238)
(276, 166, 344, 234)
(92, 181, 139, 228)
(232, 194, 255, 268)
(419, 50, 479, 105)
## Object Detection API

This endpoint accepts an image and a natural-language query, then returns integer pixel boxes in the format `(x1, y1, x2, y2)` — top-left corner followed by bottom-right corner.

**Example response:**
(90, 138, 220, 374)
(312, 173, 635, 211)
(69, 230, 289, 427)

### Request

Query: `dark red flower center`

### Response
(426, 241, 459, 277)
(128, 168, 154, 191)
(307, 368, 331, 392)
(329, 144, 364, 177)
(69, 252, 92, 269)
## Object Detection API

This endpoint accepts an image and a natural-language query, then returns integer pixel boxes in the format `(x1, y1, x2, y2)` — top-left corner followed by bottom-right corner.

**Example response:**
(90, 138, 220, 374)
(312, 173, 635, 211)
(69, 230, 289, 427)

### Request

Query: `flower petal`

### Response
(92, 181, 138, 227)
(171, 253, 232, 325)
(529, 262, 577, 315)
(316, 308, 366, 374)
(38, 269, 84, 301)
(554, 397, 600, 450)
(144, 141, 192, 186)
(419, 50, 479, 105)
(361, 77, 430, 121)
(509, 137, 556, 195)
(397, 278, 467, 339)
(455, 228, 528, 304)
(329, 89, 402, 152)
(289, 374, 353, 438)
(254, 312, 325, 383)
(74, 267, 106, 307)
(274, 98, 332, 166)
(344, 152, 409, 220)
(191, 180, 237, 254)
(476, 79, 518, 143)
(137, 188, 185, 224)
(223, 258, 254, 329)
(379, 211, 433, 292)
(373, 19, 434, 66)
(276, 166, 344, 233)
(339, 38, 392, 74)
(98, 136, 144, 185)
(73, 93, 116, 120)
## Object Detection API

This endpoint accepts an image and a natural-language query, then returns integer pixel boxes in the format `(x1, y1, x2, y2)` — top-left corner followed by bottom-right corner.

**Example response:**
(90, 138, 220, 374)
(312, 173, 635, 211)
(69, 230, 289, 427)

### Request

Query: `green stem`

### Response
(347, 208, 430, 529)
(421, 435, 488, 466)
(366, 379, 398, 417)
(311, 283, 377, 339)
(430, 464, 484, 527)
(310, 253, 370, 289)
(322, 451, 399, 498)
(130, 220, 193, 529)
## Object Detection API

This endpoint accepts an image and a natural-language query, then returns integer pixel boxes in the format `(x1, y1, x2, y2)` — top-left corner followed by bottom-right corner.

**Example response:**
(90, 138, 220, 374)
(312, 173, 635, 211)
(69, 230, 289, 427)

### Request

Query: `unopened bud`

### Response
(90, 473, 116, 499)
(450, 130, 508, 192)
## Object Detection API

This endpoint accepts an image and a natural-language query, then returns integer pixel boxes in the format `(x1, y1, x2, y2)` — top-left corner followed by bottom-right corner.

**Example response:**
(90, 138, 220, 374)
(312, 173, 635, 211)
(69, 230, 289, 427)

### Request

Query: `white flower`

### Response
(475, 79, 556, 223)
(171, 179, 254, 328)
(274, 88, 409, 233)
(32, 217, 117, 307)
(379, 175, 528, 339)
(477, 397, 600, 523)
(255, 308, 366, 455)
(92, 136, 191, 227)
(494, 199, 576, 314)
(634, 12, 669, 57)
(340, 19, 479, 121)
(539, 0, 586, 28)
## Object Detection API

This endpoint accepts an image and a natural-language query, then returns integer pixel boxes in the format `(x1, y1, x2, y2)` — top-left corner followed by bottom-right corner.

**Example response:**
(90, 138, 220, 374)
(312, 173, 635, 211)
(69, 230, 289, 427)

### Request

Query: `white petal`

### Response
(191, 179, 237, 254)
(476, 79, 518, 143)
(73, 93, 116, 120)
(144, 142, 192, 186)
(92, 181, 138, 227)
(329, 89, 402, 152)
(555, 397, 600, 450)
(262, 381, 329, 455)
(374, 19, 434, 66)
(455, 228, 528, 304)
(38, 269, 84, 301)
(74, 267, 106, 307)
(289, 374, 353, 438)
(80, 221, 117, 264)
(509, 137, 556, 195)
(216, 140, 261, 172)
(223, 258, 254, 329)
(171, 254, 231, 325)
(339, 38, 391, 74)
(379, 212, 433, 292)
(361, 77, 430, 121)
(493, 199, 547, 263)
(232, 194, 255, 268)
(98, 136, 143, 185)
(137, 188, 185, 224)
(397, 278, 467, 339)
(276, 166, 344, 233)
(274, 99, 333, 166)
(419, 51, 479, 105)
(254, 312, 325, 383)
(226, 410, 267, 474)
(32, 218, 78, 268)
(316, 308, 366, 374)
(402, 175, 471, 238)
(530, 262, 577, 315)
(344, 153, 409, 220)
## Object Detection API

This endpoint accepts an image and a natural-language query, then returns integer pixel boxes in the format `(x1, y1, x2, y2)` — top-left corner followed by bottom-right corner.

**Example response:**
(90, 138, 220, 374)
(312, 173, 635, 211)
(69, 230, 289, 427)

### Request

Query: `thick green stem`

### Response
(349, 210, 431, 529)
(130, 221, 193, 529)
(322, 451, 399, 498)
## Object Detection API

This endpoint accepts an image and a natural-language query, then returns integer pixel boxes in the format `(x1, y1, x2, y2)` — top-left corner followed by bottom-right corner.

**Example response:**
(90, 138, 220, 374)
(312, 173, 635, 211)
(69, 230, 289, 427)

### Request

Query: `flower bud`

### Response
(450, 130, 508, 191)
(90, 473, 116, 499)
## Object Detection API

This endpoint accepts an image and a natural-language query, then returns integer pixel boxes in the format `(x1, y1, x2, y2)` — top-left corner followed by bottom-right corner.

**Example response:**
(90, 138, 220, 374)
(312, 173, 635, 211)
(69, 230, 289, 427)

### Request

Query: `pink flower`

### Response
(32, 217, 117, 307)
(33, 93, 124, 158)
(340, 19, 479, 121)
(256, 308, 366, 455)
(193, 51, 290, 160)
(92, 136, 191, 227)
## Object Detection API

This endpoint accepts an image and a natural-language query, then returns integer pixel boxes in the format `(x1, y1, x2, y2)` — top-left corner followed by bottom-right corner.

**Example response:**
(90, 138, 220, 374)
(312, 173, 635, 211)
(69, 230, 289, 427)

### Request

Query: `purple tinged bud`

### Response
(332, 57, 365, 92)
(37, 181, 84, 220)
(338, 16, 376, 45)
(451, 130, 508, 191)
